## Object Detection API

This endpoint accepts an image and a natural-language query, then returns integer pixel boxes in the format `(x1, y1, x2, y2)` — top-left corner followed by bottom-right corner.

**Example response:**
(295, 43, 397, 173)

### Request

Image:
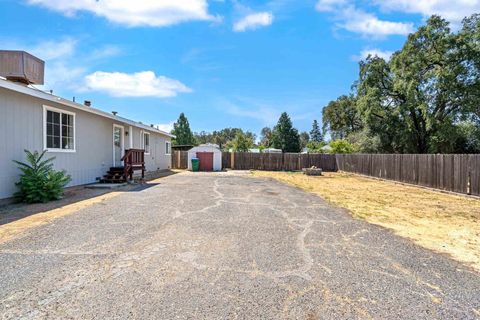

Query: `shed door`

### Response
(197, 152, 214, 171)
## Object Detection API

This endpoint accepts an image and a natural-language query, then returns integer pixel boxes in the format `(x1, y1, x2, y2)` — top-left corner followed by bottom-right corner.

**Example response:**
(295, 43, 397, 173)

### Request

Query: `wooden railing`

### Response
(121, 149, 145, 181)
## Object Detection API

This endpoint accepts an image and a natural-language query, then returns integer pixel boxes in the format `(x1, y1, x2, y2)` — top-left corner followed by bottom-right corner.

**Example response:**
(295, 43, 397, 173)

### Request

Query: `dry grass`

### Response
(0, 192, 122, 245)
(253, 171, 480, 271)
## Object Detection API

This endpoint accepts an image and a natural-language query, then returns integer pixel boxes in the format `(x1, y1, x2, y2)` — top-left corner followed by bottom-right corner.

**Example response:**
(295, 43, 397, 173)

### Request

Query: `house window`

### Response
(44, 106, 75, 152)
(143, 132, 150, 154)
(165, 141, 171, 155)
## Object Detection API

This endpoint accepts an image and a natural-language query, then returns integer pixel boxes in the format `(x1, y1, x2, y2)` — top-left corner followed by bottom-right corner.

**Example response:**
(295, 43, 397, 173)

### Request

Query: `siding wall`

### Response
(0, 87, 171, 199)
(130, 126, 171, 172)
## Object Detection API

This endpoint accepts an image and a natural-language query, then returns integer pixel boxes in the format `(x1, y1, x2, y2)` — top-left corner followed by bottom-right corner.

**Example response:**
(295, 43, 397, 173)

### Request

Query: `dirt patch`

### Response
(253, 171, 480, 271)
(0, 192, 122, 245)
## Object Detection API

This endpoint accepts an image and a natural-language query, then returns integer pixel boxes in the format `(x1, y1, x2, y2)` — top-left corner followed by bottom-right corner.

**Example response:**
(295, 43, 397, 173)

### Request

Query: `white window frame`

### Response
(112, 124, 125, 166)
(143, 132, 151, 155)
(43, 105, 76, 153)
(165, 141, 171, 155)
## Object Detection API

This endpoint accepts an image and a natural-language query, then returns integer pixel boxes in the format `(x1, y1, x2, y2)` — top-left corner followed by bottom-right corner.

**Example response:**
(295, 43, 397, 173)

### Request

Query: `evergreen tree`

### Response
(272, 112, 301, 153)
(310, 120, 323, 142)
(171, 113, 195, 145)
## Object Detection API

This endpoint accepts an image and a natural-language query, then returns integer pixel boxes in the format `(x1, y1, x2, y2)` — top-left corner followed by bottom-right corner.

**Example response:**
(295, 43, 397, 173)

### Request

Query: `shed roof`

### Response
(0, 78, 175, 138)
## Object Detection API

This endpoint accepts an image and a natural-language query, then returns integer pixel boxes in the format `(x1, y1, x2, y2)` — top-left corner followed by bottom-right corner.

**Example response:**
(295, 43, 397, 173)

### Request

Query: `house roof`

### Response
(0, 78, 175, 138)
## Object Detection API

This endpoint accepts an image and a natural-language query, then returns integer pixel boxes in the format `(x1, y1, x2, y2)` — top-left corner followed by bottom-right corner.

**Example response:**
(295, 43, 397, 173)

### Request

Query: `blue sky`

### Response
(1, 0, 478, 136)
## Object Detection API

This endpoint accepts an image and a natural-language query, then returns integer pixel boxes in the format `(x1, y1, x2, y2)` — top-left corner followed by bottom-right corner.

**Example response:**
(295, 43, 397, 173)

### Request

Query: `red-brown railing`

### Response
(121, 149, 145, 181)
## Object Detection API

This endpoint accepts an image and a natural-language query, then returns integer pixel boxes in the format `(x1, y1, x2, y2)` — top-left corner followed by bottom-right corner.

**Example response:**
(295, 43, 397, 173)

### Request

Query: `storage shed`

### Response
(188, 144, 222, 171)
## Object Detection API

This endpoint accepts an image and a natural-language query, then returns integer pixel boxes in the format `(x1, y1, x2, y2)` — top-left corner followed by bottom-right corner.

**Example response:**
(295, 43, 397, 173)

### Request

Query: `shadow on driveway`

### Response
(0, 170, 178, 226)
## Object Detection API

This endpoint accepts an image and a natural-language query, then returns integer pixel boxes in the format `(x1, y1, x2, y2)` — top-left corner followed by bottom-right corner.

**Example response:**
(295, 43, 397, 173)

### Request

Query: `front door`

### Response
(113, 125, 124, 167)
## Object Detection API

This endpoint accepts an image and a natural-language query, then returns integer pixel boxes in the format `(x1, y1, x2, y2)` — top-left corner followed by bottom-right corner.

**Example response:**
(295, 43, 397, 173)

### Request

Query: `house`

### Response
(0, 51, 174, 200)
(188, 144, 222, 171)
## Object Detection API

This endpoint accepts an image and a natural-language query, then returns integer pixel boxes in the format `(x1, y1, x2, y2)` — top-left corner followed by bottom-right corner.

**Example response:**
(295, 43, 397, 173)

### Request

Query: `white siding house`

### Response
(0, 78, 174, 199)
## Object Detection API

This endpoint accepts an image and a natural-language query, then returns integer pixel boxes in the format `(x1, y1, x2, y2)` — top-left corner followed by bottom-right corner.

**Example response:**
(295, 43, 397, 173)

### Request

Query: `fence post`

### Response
(467, 171, 472, 195)
(231, 152, 235, 170)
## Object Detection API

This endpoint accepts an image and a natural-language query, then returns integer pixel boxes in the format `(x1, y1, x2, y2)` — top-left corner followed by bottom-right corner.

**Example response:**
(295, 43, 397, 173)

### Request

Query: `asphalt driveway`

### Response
(0, 172, 479, 319)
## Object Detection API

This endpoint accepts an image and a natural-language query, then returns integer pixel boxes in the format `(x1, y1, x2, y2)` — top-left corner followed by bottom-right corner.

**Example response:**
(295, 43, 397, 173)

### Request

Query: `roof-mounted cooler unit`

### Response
(0, 50, 45, 85)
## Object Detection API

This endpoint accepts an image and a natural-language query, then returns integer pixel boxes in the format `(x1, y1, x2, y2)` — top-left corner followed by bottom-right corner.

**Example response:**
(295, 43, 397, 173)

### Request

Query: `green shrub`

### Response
(329, 140, 355, 154)
(13, 150, 71, 203)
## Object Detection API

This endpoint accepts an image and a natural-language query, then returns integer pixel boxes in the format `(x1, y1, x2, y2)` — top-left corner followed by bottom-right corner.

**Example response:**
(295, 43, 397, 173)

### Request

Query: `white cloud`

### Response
(29, 38, 77, 60)
(155, 122, 175, 133)
(27, 0, 218, 27)
(315, 0, 414, 37)
(233, 12, 274, 32)
(375, 0, 480, 24)
(83, 71, 192, 98)
(342, 6, 414, 37)
(353, 48, 394, 61)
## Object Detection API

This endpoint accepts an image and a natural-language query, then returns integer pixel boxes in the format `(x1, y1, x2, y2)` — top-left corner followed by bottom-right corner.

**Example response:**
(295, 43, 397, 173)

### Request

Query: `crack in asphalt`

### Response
(0, 173, 479, 319)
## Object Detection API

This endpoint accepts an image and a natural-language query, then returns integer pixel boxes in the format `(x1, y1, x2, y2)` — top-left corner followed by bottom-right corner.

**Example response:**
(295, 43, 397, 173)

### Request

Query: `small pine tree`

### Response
(13, 150, 71, 203)
(272, 112, 301, 153)
(310, 120, 323, 142)
(171, 113, 195, 145)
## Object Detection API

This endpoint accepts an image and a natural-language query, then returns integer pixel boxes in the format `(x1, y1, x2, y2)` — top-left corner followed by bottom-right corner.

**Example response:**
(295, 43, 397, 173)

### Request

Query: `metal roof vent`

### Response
(0, 50, 45, 85)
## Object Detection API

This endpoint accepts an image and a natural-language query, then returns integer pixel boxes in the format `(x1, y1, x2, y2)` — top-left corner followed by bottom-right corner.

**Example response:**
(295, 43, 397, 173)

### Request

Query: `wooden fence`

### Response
(171, 151, 337, 171)
(171, 151, 188, 169)
(336, 154, 480, 196)
(227, 152, 338, 171)
(172, 151, 479, 196)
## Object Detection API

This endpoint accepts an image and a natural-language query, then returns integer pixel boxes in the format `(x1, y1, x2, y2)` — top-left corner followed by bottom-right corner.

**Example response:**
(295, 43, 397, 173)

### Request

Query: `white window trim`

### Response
(43, 105, 76, 153)
(165, 141, 171, 155)
(143, 132, 151, 155)
(113, 124, 125, 166)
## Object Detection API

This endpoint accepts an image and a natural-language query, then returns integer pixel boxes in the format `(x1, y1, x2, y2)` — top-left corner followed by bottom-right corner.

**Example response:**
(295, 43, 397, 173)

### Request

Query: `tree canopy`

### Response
(272, 112, 301, 153)
(171, 113, 195, 146)
(259, 127, 273, 147)
(299, 131, 310, 149)
(194, 128, 256, 151)
(322, 15, 480, 154)
(227, 131, 254, 152)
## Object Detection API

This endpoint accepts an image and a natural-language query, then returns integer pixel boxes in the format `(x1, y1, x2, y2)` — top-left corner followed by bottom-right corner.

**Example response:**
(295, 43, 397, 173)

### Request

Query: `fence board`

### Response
(336, 154, 480, 197)
(171, 151, 188, 169)
(224, 152, 337, 172)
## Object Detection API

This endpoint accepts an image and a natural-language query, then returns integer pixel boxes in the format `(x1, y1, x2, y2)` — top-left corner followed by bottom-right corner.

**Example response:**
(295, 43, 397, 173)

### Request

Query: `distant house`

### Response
(321, 145, 333, 153)
(0, 51, 174, 199)
(248, 148, 282, 153)
(262, 148, 282, 153)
